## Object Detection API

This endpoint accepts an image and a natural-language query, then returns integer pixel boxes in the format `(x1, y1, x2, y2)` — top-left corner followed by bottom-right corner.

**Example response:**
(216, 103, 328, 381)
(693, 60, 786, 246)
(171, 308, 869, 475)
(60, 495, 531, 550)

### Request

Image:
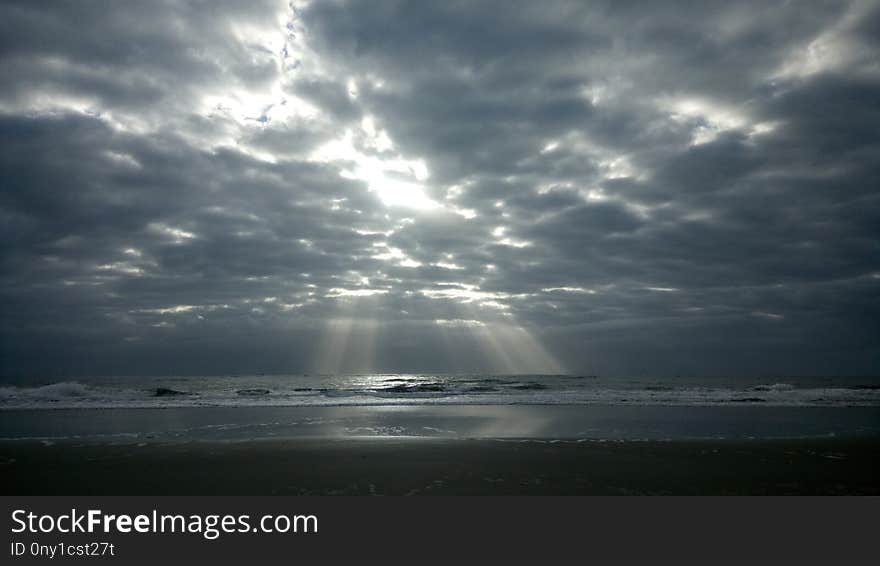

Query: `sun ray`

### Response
(311, 296, 382, 374)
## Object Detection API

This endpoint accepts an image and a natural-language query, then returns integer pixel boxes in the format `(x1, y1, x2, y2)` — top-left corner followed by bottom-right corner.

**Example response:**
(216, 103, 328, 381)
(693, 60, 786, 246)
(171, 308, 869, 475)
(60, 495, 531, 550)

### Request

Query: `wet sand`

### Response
(2, 437, 878, 495)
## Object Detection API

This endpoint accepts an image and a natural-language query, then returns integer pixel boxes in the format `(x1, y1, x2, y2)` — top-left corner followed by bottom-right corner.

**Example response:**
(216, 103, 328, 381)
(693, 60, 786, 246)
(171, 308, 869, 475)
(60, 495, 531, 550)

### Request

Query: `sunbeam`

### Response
(430, 302, 565, 375)
(311, 297, 382, 375)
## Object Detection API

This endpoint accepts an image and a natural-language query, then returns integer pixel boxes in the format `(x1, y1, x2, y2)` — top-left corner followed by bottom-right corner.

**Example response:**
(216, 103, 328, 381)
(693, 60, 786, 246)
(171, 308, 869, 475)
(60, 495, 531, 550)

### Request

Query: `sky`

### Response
(1, 0, 878, 378)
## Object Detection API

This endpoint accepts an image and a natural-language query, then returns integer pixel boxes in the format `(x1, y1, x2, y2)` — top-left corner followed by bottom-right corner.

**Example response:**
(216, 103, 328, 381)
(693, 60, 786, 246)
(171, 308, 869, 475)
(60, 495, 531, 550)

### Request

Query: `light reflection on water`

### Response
(0, 405, 878, 443)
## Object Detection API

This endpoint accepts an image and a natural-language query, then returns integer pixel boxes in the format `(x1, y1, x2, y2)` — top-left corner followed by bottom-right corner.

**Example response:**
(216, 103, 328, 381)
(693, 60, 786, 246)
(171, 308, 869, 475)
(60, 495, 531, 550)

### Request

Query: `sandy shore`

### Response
(2, 437, 877, 495)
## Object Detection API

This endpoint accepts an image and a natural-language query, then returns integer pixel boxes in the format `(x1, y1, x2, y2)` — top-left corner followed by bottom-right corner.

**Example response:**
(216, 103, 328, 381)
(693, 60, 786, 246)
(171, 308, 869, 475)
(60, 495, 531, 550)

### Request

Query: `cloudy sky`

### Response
(1, 0, 878, 378)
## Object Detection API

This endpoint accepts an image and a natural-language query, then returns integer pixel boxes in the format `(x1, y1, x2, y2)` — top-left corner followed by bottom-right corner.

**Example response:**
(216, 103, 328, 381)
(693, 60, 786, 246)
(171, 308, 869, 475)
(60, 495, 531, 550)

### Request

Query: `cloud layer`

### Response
(1, 0, 878, 377)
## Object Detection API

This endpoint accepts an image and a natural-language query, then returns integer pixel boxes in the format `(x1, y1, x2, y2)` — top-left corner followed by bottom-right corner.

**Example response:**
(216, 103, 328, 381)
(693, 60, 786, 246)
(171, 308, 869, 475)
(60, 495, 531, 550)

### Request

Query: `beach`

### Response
(2, 436, 878, 495)
(1, 404, 878, 495)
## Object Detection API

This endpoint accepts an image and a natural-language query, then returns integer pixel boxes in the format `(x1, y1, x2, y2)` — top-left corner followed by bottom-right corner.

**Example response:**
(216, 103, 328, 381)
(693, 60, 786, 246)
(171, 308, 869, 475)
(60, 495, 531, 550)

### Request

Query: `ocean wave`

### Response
(1, 378, 879, 410)
(0, 382, 145, 404)
(749, 383, 795, 392)
(511, 383, 549, 391)
(376, 383, 446, 393)
(236, 388, 271, 396)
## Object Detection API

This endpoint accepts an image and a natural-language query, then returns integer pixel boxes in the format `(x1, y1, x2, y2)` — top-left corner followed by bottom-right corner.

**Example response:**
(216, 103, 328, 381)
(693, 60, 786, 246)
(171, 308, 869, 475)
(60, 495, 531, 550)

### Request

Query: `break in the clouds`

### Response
(1, 0, 879, 377)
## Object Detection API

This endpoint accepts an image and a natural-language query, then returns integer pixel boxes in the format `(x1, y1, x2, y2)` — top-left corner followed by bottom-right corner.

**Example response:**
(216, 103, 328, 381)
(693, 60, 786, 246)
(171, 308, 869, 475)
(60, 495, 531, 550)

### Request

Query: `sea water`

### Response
(0, 374, 878, 442)
(0, 373, 878, 410)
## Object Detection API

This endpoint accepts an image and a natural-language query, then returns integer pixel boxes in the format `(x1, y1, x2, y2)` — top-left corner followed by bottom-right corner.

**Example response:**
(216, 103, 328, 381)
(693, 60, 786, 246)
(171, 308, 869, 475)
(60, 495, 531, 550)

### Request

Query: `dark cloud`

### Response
(1, 0, 878, 377)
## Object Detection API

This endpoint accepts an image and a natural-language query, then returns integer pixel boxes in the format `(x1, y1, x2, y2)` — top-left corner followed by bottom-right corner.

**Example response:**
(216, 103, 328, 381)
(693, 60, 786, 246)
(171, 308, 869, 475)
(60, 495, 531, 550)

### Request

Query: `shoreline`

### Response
(2, 405, 876, 495)
(2, 404, 877, 442)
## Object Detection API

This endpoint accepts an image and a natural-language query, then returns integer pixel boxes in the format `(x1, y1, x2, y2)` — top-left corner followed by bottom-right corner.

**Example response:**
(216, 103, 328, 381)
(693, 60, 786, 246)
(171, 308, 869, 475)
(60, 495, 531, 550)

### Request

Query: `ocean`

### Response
(1, 373, 878, 410)
(1, 374, 878, 443)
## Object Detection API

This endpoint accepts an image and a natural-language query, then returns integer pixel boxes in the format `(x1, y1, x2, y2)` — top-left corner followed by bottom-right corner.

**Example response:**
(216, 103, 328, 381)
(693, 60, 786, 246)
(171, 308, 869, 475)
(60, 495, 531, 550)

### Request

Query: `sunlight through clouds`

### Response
(3, 0, 877, 378)
(310, 127, 439, 210)
(312, 300, 382, 375)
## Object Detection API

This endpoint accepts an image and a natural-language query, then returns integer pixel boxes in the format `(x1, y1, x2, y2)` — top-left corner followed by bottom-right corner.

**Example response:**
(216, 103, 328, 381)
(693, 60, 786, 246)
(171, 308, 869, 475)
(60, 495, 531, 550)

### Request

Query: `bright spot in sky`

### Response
(542, 286, 597, 294)
(541, 140, 560, 153)
(665, 97, 778, 146)
(310, 125, 439, 210)
(491, 226, 532, 248)
(96, 262, 145, 276)
(420, 284, 519, 310)
(433, 261, 464, 270)
(326, 288, 390, 298)
(372, 244, 423, 268)
(148, 223, 197, 243)
(666, 97, 748, 145)
(434, 318, 485, 327)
